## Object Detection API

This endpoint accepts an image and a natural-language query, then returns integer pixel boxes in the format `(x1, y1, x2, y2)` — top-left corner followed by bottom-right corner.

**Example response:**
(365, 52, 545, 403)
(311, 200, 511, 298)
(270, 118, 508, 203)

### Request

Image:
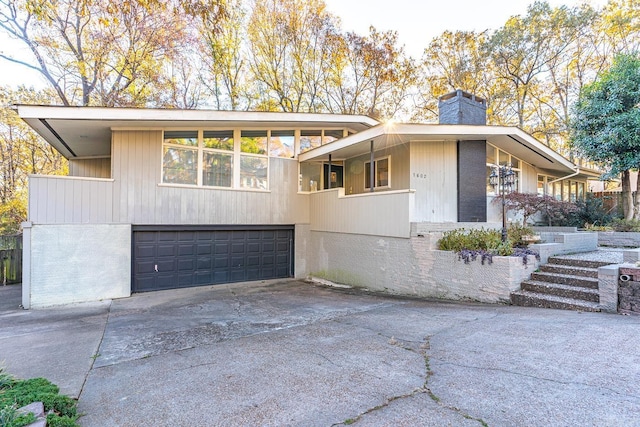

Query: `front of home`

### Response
(17, 91, 598, 308)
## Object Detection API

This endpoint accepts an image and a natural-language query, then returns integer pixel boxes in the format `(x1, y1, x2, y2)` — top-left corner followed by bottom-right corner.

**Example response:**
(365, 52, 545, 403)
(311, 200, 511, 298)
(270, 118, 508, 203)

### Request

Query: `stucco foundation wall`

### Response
(27, 224, 131, 308)
(294, 224, 311, 279)
(308, 231, 537, 303)
(598, 232, 640, 247)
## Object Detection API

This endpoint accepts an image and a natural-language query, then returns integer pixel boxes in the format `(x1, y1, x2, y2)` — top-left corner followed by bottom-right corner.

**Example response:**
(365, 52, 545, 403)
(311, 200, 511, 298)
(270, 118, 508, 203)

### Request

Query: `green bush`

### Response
(507, 224, 535, 247)
(438, 226, 540, 265)
(438, 228, 504, 252)
(0, 370, 79, 427)
(611, 218, 640, 232)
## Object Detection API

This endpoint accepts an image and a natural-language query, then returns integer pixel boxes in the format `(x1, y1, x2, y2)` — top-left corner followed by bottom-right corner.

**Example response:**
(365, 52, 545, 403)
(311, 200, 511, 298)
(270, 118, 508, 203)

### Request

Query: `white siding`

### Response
(28, 175, 114, 224)
(343, 143, 410, 195)
(69, 158, 111, 178)
(30, 130, 309, 225)
(410, 141, 457, 222)
(309, 188, 414, 238)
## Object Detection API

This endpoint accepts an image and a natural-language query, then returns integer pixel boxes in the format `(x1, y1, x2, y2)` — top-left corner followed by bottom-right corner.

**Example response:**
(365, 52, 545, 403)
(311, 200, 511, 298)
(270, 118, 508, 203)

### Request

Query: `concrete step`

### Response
(539, 264, 598, 278)
(510, 290, 601, 312)
(529, 272, 599, 289)
(521, 280, 600, 302)
(547, 256, 613, 269)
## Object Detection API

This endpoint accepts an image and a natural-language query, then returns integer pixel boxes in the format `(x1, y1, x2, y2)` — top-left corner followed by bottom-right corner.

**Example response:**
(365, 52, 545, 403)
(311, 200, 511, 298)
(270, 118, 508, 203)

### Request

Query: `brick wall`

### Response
(307, 231, 538, 304)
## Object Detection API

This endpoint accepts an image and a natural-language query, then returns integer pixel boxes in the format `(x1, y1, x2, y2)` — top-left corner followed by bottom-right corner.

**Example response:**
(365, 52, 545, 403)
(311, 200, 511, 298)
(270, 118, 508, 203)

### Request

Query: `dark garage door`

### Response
(132, 226, 294, 292)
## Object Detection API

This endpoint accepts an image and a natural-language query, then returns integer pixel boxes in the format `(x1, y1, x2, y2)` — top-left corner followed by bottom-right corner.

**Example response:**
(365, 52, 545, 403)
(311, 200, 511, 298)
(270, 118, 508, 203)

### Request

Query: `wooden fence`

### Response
(1, 234, 22, 285)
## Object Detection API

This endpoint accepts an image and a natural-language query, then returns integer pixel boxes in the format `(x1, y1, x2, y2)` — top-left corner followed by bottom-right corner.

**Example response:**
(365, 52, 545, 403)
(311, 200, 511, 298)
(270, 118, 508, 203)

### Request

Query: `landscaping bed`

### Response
(0, 369, 79, 427)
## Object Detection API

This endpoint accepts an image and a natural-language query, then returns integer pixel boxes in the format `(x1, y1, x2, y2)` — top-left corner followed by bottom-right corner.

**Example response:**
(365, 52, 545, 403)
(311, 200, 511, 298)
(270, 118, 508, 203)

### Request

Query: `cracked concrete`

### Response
(1, 280, 639, 426)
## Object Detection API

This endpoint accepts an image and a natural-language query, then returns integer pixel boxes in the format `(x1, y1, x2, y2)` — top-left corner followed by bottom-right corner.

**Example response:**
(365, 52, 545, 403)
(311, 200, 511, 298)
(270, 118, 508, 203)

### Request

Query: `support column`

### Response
(370, 140, 375, 192)
(328, 154, 332, 190)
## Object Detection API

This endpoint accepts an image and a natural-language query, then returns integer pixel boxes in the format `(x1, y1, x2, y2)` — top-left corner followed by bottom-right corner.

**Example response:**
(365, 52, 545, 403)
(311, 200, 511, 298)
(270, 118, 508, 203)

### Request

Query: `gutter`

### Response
(547, 168, 581, 184)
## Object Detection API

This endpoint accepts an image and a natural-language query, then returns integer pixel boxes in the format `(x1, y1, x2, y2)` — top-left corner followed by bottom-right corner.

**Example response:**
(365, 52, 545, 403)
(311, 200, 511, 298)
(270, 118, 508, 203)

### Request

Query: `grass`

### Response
(0, 368, 79, 427)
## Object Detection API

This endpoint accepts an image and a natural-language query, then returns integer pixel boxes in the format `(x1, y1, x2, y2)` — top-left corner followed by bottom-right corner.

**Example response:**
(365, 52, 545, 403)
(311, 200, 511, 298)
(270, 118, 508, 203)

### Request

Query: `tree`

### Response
(0, 0, 221, 107)
(247, 0, 340, 112)
(570, 54, 640, 219)
(0, 86, 67, 231)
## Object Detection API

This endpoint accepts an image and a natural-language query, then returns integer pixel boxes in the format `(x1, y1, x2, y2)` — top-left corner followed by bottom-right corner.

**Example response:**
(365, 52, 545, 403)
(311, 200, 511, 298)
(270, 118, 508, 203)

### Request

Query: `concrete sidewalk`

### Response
(1, 281, 639, 426)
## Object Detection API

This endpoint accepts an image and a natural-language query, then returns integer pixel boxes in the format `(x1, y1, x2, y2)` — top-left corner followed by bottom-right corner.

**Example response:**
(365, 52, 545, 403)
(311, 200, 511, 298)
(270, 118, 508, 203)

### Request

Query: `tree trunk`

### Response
(621, 170, 634, 220)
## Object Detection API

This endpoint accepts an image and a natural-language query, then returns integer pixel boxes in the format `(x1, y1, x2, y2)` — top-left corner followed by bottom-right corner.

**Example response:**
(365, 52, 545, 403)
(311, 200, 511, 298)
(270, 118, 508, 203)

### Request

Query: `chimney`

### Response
(438, 90, 487, 125)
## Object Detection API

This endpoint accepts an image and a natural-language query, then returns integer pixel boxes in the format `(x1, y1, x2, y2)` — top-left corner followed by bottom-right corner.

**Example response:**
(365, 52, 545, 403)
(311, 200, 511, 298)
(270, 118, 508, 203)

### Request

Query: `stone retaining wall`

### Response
(598, 232, 640, 247)
(619, 280, 640, 314)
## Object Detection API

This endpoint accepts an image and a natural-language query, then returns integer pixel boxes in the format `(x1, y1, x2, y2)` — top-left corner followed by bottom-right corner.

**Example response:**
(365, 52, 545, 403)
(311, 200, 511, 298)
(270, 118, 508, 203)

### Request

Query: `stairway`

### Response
(510, 256, 613, 312)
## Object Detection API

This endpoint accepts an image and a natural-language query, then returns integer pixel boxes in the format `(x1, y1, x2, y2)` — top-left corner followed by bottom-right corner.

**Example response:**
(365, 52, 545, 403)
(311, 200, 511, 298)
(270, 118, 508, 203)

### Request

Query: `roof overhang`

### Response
(299, 123, 582, 175)
(16, 105, 379, 159)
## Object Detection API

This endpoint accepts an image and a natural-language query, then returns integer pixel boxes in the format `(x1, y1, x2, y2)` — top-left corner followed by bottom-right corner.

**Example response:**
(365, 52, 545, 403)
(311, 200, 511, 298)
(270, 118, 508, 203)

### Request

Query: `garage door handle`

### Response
(154, 264, 158, 272)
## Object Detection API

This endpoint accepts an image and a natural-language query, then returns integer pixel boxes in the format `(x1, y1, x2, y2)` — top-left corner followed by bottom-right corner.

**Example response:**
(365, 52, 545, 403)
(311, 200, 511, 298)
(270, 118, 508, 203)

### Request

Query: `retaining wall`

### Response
(308, 231, 538, 304)
(598, 232, 640, 247)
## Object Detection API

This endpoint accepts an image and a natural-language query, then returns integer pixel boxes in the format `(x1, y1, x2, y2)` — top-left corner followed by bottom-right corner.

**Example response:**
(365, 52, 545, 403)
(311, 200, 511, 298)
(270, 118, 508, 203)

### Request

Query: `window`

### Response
(270, 130, 295, 158)
(365, 157, 390, 189)
(486, 145, 521, 195)
(241, 130, 267, 155)
(240, 156, 268, 189)
(163, 131, 198, 185)
(300, 130, 322, 153)
(162, 130, 234, 188)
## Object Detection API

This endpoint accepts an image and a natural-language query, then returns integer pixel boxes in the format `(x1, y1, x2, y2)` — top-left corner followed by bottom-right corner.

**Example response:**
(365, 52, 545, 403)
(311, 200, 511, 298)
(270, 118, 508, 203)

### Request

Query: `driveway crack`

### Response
(332, 336, 488, 426)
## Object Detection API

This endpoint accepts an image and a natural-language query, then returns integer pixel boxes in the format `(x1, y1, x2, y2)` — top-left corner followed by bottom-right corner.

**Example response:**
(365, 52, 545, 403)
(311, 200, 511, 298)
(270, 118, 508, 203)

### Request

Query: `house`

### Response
(17, 90, 599, 308)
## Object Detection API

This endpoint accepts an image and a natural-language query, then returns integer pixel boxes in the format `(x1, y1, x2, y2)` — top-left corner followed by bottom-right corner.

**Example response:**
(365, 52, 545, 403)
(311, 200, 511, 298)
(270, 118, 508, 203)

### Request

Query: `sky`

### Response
(0, 0, 607, 89)
(323, 0, 607, 58)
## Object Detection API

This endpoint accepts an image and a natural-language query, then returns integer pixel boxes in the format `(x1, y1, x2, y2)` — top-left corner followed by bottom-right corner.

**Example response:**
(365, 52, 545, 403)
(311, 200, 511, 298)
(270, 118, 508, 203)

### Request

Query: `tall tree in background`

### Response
(200, 0, 249, 110)
(0, 0, 225, 107)
(0, 86, 67, 232)
(488, 2, 578, 128)
(247, 0, 339, 112)
(571, 54, 640, 219)
(323, 27, 417, 118)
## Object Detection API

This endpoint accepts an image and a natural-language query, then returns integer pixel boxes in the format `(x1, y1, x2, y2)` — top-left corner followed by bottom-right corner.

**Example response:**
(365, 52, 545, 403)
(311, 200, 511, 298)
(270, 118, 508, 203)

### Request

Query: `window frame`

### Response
(364, 156, 391, 190)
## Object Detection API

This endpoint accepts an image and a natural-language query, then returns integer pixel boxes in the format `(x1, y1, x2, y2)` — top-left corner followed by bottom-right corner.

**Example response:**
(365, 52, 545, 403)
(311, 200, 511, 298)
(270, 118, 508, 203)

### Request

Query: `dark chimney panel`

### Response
(438, 90, 487, 125)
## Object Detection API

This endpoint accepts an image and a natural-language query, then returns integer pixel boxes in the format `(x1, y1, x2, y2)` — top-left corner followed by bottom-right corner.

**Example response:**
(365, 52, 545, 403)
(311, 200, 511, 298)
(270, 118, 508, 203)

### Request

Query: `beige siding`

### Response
(344, 143, 410, 195)
(520, 162, 537, 193)
(31, 130, 308, 225)
(410, 141, 457, 222)
(28, 175, 114, 224)
(309, 188, 414, 238)
(69, 158, 111, 178)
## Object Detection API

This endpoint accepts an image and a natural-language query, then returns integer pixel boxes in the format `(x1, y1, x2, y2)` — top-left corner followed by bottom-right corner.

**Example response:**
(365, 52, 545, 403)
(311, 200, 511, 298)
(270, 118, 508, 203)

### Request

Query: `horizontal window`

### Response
(164, 130, 198, 147)
(240, 155, 268, 190)
(163, 146, 197, 185)
(270, 130, 295, 158)
(241, 130, 267, 155)
(365, 157, 390, 189)
(203, 152, 233, 187)
(203, 130, 233, 151)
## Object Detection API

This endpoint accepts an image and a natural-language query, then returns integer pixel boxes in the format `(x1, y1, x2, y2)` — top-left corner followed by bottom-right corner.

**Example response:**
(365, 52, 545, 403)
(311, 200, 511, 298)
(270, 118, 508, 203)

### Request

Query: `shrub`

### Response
(438, 227, 539, 265)
(610, 218, 640, 232)
(507, 224, 535, 247)
(438, 228, 503, 252)
(0, 371, 79, 427)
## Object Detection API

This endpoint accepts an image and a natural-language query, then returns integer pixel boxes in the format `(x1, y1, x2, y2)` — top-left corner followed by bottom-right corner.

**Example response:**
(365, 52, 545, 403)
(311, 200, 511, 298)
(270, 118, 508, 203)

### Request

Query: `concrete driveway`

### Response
(1, 280, 639, 426)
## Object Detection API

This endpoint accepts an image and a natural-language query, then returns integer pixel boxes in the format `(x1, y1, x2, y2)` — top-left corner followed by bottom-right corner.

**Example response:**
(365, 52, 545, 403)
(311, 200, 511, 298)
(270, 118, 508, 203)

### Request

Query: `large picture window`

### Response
(163, 131, 198, 185)
(365, 157, 390, 189)
(163, 130, 234, 188)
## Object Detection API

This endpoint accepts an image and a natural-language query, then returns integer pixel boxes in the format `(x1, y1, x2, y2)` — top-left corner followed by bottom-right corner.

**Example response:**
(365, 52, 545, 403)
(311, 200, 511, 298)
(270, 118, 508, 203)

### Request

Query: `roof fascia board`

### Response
(15, 105, 379, 126)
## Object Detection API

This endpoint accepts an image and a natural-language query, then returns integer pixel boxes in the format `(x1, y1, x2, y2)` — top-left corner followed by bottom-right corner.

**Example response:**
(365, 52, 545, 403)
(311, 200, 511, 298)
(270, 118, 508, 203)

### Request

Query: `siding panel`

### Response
(410, 141, 457, 222)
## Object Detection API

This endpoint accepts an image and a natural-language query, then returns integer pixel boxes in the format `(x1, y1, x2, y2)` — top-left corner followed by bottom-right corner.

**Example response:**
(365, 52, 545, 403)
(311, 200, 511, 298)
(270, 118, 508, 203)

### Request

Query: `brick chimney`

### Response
(438, 90, 487, 125)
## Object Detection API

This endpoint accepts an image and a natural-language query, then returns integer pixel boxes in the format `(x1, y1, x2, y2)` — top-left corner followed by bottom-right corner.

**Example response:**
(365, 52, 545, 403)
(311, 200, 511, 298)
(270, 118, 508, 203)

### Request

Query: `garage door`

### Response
(132, 226, 294, 292)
